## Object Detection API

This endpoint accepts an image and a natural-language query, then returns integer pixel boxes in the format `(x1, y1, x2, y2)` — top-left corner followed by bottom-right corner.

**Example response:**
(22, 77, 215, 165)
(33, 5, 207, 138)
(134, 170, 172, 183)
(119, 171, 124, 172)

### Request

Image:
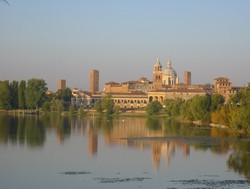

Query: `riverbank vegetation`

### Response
(1, 79, 249, 133)
(0, 79, 72, 114)
(147, 83, 250, 134)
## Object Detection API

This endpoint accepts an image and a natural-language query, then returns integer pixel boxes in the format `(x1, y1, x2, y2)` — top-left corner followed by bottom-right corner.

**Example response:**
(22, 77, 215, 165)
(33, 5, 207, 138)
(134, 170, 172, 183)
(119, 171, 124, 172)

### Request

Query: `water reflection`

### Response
(0, 114, 250, 180)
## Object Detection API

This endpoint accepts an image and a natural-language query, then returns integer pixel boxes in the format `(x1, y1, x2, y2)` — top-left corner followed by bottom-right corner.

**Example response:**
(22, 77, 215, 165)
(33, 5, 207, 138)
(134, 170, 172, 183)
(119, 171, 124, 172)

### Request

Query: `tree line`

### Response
(0, 79, 72, 112)
(146, 83, 250, 133)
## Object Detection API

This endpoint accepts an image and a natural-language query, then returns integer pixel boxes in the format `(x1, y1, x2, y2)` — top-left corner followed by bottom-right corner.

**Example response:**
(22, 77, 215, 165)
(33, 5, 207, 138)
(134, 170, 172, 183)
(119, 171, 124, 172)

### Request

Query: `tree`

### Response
(26, 79, 47, 109)
(191, 95, 211, 122)
(180, 95, 211, 123)
(146, 101, 162, 115)
(210, 93, 225, 112)
(50, 99, 63, 113)
(211, 104, 230, 126)
(41, 101, 50, 112)
(0, 80, 11, 110)
(101, 95, 114, 115)
(94, 100, 103, 113)
(164, 98, 183, 117)
(56, 88, 72, 111)
(227, 85, 250, 132)
(9, 80, 19, 109)
(18, 80, 26, 109)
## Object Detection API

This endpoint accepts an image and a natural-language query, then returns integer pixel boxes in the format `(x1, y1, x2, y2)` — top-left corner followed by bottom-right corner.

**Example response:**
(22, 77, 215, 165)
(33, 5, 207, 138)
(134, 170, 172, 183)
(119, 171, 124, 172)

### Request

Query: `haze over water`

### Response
(0, 114, 250, 189)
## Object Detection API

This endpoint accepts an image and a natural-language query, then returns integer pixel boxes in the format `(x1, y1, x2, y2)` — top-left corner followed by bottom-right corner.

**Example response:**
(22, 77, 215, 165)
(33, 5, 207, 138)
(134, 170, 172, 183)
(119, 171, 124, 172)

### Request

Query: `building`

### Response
(106, 92, 148, 109)
(152, 58, 179, 90)
(90, 69, 99, 93)
(184, 71, 191, 85)
(148, 85, 208, 103)
(214, 77, 241, 101)
(71, 88, 102, 109)
(71, 57, 242, 110)
(58, 79, 66, 90)
(152, 58, 163, 90)
(162, 59, 179, 86)
(103, 77, 153, 94)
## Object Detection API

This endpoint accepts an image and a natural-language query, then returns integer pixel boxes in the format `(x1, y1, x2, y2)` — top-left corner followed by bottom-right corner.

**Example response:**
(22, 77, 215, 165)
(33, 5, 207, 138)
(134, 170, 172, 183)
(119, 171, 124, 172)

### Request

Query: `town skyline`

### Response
(1, 1, 250, 91)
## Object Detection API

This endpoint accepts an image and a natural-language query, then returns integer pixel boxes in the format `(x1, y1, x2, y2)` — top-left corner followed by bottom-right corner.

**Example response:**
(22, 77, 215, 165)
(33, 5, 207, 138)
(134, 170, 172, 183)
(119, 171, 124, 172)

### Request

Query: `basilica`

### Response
(71, 58, 239, 110)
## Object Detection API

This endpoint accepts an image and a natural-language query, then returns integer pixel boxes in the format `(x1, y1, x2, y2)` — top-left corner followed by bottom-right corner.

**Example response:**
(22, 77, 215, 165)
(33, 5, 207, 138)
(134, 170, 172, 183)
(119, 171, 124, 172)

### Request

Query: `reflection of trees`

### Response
(0, 115, 46, 148)
(98, 117, 114, 136)
(227, 142, 250, 180)
(17, 116, 25, 145)
(54, 116, 71, 144)
(0, 115, 10, 144)
(146, 117, 162, 130)
(25, 117, 45, 148)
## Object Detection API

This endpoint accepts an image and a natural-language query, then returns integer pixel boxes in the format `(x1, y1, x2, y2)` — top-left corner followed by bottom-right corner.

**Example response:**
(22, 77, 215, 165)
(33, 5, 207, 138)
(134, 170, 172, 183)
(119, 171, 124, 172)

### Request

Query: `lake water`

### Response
(0, 114, 249, 189)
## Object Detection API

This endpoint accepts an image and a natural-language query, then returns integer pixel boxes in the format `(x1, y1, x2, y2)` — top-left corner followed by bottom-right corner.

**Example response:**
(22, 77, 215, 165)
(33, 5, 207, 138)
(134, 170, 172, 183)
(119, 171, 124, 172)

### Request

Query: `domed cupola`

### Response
(162, 59, 179, 86)
(163, 59, 177, 77)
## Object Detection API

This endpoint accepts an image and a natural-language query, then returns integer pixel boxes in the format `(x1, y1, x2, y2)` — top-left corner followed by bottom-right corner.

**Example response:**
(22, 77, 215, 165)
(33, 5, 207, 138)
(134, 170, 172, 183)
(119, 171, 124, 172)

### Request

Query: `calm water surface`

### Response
(0, 114, 250, 189)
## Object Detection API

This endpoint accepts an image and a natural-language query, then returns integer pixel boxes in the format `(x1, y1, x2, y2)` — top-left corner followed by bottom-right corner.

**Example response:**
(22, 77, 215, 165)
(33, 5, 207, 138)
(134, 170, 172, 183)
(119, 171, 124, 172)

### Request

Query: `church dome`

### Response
(162, 59, 177, 77)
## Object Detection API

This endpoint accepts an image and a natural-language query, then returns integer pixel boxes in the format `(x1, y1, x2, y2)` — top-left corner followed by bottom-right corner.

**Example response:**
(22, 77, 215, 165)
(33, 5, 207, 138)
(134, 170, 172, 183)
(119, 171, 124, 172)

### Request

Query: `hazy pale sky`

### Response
(1, 0, 250, 91)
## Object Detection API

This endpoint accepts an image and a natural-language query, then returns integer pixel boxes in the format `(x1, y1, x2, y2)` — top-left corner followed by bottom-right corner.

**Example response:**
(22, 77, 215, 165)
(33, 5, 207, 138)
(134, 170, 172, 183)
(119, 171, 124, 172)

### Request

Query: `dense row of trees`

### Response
(146, 83, 250, 133)
(0, 79, 72, 112)
(211, 84, 250, 132)
(0, 79, 47, 110)
(146, 93, 225, 122)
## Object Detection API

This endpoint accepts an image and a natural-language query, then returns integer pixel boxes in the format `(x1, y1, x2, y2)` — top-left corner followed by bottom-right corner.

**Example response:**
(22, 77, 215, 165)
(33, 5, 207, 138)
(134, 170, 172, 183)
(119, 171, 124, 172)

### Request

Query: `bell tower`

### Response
(153, 58, 163, 90)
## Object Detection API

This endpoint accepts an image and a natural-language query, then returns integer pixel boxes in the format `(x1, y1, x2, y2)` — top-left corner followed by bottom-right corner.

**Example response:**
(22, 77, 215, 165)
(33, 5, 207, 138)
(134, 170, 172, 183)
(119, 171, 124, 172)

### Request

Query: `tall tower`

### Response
(184, 71, 191, 85)
(90, 69, 99, 93)
(152, 58, 163, 90)
(58, 79, 66, 90)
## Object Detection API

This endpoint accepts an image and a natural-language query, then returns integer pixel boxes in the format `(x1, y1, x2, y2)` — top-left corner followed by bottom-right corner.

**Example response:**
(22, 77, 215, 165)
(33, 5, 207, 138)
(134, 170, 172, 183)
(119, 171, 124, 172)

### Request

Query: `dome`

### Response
(162, 60, 177, 77)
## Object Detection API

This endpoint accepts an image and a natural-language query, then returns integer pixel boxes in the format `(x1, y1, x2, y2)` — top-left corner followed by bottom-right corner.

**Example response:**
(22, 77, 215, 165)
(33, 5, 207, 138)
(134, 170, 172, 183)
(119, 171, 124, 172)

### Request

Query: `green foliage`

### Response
(77, 106, 85, 116)
(211, 104, 230, 126)
(210, 93, 225, 112)
(61, 88, 72, 111)
(26, 79, 47, 109)
(69, 105, 75, 115)
(163, 98, 183, 117)
(227, 86, 250, 132)
(180, 95, 211, 123)
(56, 88, 72, 102)
(41, 101, 51, 112)
(146, 101, 162, 115)
(9, 80, 19, 109)
(211, 84, 250, 133)
(0, 80, 11, 110)
(18, 80, 26, 109)
(101, 95, 114, 115)
(94, 100, 103, 113)
(180, 99, 194, 121)
(50, 99, 63, 113)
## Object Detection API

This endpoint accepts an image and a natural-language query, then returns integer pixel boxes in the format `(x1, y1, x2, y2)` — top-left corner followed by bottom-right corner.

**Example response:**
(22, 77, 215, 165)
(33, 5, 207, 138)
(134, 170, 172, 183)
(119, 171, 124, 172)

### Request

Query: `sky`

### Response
(1, 0, 250, 91)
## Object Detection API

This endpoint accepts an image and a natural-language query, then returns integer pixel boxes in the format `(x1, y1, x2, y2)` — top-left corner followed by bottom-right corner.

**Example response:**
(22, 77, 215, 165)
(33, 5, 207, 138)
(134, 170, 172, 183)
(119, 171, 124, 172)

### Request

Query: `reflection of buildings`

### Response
(100, 117, 190, 172)
(87, 118, 98, 158)
(152, 141, 190, 172)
